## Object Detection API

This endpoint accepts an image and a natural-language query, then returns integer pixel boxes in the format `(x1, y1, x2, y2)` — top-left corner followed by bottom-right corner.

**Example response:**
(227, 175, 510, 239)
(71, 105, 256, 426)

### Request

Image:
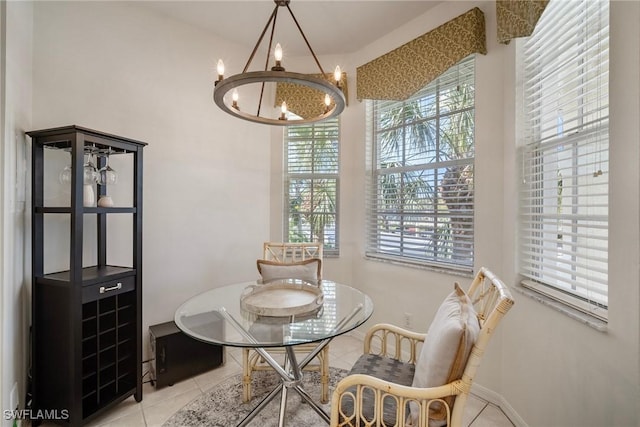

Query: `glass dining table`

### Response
(174, 279, 374, 427)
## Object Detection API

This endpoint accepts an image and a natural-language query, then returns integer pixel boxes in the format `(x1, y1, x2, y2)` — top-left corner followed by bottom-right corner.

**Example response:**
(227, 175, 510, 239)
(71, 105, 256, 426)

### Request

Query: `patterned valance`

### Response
(497, 0, 549, 44)
(275, 73, 348, 120)
(356, 7, 486, 101)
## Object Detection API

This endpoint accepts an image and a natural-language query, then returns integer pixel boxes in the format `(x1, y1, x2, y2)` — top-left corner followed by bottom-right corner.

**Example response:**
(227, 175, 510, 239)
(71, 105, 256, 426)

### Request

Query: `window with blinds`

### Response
(284, 118, 339, 254)
(366, 55, 475, 271)
(518, 0, 609, 320)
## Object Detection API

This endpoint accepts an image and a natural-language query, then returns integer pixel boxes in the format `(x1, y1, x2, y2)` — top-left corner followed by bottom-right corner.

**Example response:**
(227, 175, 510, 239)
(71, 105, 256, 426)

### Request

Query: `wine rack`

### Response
(28, 126, 146, 425)
(81, 287, 137, 418)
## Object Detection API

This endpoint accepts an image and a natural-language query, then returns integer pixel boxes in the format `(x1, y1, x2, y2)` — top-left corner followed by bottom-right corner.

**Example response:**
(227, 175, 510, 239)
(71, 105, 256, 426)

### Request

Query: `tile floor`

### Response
(46, 334, 515, 427)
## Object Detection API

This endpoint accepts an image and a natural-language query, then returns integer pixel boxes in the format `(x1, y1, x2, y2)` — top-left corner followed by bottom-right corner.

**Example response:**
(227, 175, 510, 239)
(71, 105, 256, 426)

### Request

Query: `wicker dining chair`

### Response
(242, 241, 330, 403)
(330, 267, 514, 427)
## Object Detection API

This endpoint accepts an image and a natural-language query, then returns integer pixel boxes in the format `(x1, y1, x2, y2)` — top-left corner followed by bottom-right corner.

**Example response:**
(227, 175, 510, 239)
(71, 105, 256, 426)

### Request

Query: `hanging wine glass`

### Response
(59, 164, 72, 185)
(83, 148, 98, 185)
(98, 149, 117, 186)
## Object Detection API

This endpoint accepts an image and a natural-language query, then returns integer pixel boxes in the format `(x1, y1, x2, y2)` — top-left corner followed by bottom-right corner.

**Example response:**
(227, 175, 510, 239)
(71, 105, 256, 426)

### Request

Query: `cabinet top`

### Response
(26, 125, 148, 147)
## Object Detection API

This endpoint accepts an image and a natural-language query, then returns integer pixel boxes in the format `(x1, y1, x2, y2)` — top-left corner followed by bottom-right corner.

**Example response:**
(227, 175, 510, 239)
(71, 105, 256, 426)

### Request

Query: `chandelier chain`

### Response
(257, 5, 281, 117)
(284, 4, 326, 76)
(242, 5, 279, 73)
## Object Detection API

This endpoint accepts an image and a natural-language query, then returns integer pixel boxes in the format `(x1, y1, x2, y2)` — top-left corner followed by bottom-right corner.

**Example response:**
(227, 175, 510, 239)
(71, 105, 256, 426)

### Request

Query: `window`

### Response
(366, 55, 475, 271)
(284, 118, 339, 254)
(518, 0, 609, 320)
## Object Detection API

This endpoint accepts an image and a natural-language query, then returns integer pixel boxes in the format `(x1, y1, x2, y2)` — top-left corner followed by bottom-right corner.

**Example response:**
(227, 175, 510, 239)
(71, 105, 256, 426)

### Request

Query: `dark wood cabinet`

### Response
(28, 125, 146, 425)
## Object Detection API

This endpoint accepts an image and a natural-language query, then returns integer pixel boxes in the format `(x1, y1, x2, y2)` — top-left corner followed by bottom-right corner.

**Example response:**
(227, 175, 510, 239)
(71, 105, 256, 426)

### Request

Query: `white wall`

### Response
(1, 1, 32, 425)
(30, 1, 272, 355)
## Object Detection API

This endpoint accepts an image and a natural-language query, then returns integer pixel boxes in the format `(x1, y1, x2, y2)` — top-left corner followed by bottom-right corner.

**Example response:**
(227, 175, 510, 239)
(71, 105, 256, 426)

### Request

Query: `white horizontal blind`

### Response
(519, 0, 609, 320)
(285, 118, 339, 254)
(366, 55, 475, 270)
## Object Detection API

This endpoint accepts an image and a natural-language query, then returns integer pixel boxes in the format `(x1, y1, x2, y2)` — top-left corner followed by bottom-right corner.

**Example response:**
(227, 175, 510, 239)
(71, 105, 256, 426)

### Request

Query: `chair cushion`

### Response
(409, 282, 480, 425)
(349, 353, 416, 386)
(342, 353, 415, 425)
(256, 258, 321, 285)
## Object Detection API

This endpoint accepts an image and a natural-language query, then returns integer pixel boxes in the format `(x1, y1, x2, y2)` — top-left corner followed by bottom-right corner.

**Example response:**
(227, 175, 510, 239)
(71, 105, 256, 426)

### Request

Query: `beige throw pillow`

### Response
(256, 258, 322, 285)
(408, 282, 480, 426)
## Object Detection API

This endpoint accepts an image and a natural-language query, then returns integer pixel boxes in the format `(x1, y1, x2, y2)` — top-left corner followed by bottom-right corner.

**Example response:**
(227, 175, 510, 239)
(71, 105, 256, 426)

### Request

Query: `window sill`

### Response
(364, 253, 474, 279)
(514, 284, 608, 332)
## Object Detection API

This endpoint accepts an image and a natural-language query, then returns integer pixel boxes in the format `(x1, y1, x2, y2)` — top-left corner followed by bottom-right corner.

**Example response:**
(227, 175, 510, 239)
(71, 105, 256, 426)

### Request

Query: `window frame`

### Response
(365, 55, 476, 272)
(283, 118, 340, 256)
(517, 0, 609, 321)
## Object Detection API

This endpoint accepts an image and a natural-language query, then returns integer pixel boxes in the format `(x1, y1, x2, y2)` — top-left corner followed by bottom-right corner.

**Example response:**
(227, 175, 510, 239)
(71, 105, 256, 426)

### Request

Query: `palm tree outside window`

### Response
(284, 118, 340, 255)
(366, 55, 475, 271)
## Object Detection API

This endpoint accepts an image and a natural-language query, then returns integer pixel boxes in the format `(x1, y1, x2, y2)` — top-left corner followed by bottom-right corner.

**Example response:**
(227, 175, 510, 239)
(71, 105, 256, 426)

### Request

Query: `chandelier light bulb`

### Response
(272, 43, 285, 71)
(325, 94, 331, 106)
(274, 43, 283, 61)
(232, 89, 239, 109)
(217, 59, 225, 81)
(334, 65, 342, 86)
(279, 101, 287, 120)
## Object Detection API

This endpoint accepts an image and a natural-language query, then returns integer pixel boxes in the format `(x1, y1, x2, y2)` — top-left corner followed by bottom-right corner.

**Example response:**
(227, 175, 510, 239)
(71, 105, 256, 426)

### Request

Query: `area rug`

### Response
(163, 367, 348, 427)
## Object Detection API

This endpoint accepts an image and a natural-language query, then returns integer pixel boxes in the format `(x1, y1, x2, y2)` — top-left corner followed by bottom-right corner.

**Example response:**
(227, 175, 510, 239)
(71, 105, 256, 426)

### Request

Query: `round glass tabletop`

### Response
(174, 280, 373, 348)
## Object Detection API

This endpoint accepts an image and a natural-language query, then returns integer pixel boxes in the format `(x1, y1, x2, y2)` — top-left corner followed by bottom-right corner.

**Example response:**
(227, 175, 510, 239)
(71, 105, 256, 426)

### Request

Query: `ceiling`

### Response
(138, 1, 442, 57)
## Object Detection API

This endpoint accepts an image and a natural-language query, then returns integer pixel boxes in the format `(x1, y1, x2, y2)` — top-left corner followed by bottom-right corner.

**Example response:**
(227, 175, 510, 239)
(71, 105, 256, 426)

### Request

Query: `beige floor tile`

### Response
(93, 409, 146, 427)
(330, 355, 357, 371)
(226, 349, 243, 366)
(141, 377, 199, 409)
(224, 346, 242, 362)
(192, 360, 242, 393)
(469, 403, 514, 427)
(463, 394, 489, 426)
(333, 347, 363, 368)
(142, 388, 202, 427)
(329, 334, 363, 357)
(84, 396, 143, 426)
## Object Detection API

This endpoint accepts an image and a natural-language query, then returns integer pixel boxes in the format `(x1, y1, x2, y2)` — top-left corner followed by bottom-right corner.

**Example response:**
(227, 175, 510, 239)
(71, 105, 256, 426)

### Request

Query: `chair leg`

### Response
(242, 348, 251, 403)
(320, 346, 329, 404)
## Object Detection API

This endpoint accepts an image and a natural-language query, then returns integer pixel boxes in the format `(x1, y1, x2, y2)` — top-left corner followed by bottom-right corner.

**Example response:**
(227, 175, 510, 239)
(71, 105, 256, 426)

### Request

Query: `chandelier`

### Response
(213, 0, 346, 126)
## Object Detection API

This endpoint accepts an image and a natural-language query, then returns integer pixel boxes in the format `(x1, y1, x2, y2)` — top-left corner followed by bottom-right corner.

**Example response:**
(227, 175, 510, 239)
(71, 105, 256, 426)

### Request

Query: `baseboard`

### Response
(470, 383, 528, 427)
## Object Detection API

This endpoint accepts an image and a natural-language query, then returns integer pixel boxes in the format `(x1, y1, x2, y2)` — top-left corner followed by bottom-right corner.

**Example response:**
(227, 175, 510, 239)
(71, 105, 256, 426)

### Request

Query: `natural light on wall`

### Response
(518, 0, 609, 321)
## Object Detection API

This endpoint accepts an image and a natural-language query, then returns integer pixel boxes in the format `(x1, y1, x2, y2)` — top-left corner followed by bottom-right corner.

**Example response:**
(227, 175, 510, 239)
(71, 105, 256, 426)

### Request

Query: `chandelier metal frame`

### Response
(213, 0, 346, 126)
